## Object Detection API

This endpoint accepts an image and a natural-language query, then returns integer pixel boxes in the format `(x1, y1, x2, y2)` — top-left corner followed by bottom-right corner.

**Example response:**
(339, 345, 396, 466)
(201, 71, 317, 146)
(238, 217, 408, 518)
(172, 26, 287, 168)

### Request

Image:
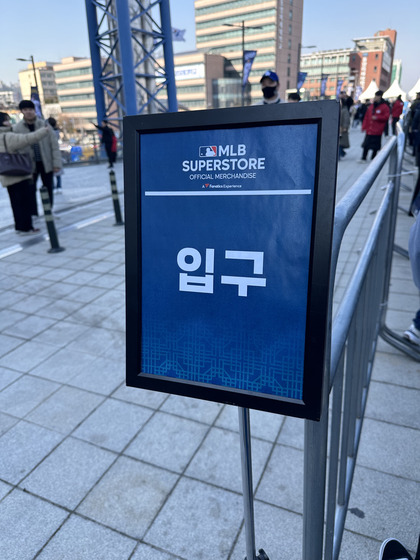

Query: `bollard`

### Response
(40, 186, 65, 253)
(109, 170, 124, 226)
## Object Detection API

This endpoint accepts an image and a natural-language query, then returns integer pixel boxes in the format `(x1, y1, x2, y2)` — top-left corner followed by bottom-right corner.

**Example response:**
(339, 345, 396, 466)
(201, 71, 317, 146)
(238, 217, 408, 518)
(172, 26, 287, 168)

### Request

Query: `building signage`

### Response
(175, 64, 205, 82)
(124, 102, 339, 420)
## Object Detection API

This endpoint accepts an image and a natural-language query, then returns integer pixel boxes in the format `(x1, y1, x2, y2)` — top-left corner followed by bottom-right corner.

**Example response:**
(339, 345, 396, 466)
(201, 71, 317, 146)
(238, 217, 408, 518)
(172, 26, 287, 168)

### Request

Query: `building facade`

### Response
(53, 57, 97, 132)
(157, 51, 241, 111)
(194, 0, 303, 103)
(18, 61, 58, 104)
(299, 48, 352, 100)
(299, 28, 397, 101)
(350, 29, 396, 93)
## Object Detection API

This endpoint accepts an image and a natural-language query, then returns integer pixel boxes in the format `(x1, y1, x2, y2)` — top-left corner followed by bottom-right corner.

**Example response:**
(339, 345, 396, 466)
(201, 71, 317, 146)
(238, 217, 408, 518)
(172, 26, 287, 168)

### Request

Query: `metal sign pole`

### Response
(238, 407, 256, 560)
(238, 407, 269, 560)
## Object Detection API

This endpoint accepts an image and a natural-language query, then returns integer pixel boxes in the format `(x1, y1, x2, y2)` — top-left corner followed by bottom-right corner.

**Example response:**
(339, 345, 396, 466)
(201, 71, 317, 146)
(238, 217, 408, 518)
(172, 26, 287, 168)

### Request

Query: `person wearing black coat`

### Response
(93, 120, 117, 168)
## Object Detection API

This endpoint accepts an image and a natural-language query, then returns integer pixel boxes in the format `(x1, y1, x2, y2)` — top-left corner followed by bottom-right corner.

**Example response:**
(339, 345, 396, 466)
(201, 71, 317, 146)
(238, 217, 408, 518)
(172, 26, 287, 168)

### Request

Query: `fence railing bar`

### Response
(324, 352, 344, 560)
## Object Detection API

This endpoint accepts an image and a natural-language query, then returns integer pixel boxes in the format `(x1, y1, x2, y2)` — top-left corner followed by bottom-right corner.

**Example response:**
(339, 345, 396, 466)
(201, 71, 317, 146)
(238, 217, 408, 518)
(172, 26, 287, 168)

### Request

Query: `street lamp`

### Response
(223, 21, 263, 105)
(17, 55, 40, 96)
(297, 44, 317, 92)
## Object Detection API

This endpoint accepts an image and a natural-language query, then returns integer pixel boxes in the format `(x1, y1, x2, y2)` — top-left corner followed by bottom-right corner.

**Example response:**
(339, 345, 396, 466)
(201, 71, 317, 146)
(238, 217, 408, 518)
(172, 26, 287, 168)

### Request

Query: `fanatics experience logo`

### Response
(199, 146, 217, 157)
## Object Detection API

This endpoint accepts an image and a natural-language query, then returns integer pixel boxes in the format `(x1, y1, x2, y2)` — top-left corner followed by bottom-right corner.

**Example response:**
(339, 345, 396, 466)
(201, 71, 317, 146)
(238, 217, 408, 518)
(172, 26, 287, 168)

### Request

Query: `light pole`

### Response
(17, 55, 40, 97)
(223, 21, 263, 105)
(297, 44, 316, 95)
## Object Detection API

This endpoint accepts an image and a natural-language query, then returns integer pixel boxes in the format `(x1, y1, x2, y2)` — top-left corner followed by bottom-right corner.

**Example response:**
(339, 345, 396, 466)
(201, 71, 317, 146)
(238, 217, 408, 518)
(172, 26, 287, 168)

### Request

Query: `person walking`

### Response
(0, 112, 49, 234)
(408, 103, 420, 216)
(391, 95, 404, 135)
(93, 120, 117, 168)
(338, 92, 350, 160)
(359, 90, 390, 162)
(13, 100, 62, 215)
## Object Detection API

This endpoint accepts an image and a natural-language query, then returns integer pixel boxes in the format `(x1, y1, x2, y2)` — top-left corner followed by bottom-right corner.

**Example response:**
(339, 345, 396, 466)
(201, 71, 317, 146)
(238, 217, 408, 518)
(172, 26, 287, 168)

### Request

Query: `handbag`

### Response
(0, 135, 33, 176)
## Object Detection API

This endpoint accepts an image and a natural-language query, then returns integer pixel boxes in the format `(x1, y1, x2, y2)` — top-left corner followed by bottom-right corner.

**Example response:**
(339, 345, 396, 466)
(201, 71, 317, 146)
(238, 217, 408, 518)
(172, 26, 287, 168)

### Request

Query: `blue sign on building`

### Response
(125, 102, 339, 420)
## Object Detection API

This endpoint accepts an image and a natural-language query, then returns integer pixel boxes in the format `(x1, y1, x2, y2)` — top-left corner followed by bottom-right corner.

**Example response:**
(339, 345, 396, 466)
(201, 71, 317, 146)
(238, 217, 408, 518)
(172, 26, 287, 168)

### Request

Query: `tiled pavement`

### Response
(0, 129, 418, 559)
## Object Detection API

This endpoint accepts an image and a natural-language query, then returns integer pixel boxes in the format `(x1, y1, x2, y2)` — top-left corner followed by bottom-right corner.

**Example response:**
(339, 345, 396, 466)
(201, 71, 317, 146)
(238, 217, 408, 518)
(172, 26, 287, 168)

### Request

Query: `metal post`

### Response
(109, 170, 124, 225)
(238, 407, 270, 560)
(30, 56, 40, 97)
(238, 407, 256, 560)
(115, 0, 138, 116)
(241, 21, 245, 106)
(160, 0, 178, 112)
(85, 0, 107, 124)
(40, 187, 65, 253)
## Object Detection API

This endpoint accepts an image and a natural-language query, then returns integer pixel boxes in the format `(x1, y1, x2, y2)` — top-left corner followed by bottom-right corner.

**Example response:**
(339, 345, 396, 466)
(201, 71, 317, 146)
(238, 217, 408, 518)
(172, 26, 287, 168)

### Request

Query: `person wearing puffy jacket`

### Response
(359, 90, 390, 162)
(0, 112, 48, 234)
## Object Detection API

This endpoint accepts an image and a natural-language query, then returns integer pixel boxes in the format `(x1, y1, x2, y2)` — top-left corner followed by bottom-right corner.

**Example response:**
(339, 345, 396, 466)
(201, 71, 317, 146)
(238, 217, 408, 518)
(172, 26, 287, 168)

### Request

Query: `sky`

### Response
(0, 0, 419, 93)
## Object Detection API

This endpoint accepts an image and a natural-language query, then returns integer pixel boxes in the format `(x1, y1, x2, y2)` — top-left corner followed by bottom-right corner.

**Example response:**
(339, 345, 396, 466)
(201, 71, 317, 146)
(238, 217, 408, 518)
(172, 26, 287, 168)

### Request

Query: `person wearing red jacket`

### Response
(360, 90, 391, 162)
(391, 95, 404, 135)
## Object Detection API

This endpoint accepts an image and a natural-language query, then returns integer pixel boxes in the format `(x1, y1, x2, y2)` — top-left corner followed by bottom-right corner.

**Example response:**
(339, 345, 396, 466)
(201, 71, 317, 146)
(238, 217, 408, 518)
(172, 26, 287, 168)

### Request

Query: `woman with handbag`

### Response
(0, 112, 49, 234)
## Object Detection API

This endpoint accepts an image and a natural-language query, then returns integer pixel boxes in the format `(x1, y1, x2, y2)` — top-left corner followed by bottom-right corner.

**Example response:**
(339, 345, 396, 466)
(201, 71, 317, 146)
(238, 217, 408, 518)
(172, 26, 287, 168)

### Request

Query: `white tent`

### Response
(408, 78, 420, 100)
(359, 80, 378, 101)
(383, 79, 407, 101)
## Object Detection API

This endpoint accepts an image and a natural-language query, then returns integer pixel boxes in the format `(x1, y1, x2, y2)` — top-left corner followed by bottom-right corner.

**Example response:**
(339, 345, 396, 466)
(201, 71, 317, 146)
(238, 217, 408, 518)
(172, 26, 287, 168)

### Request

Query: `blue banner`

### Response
(320, 74, 329, 97)
(30, 87, 43, 118)
(140, 123, 318, 401)
(242, 50, 257, 88)
(336, 79, 344, 98)
(297, 71, 307, 91)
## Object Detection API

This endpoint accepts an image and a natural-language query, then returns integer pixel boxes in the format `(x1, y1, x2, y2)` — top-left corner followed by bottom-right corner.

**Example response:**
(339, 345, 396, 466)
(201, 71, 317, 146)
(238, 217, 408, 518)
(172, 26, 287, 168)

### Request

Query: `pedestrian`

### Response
(408, 103, 420, 216)
(359, 90, 390, 162)
(407, 92, 420, 155)
(47, 117, 63, 192)
(391, 95, 404, 135)
(287, 92, 301, 102)
(352, 101, 363, 127)
(383, 97, 391, 136)
(256, 70, 281, 105)
(13, 100, 62, 215)
(93, 120, 117, 168)
(338, 92, 350, 160)
(0, 111, 49, 234)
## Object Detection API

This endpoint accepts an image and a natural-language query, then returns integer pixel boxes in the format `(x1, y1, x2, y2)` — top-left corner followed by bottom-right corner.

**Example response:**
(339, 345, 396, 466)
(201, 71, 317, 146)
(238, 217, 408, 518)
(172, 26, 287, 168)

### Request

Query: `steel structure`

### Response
(85, 0, 177, 131)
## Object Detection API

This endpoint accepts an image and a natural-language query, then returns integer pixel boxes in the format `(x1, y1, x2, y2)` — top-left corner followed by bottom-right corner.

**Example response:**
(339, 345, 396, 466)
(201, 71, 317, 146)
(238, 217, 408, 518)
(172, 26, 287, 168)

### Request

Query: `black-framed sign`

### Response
(124, 101, 339, 420)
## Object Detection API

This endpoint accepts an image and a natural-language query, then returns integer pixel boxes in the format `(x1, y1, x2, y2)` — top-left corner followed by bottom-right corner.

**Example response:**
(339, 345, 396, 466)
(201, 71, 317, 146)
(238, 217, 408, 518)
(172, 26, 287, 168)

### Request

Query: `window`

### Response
(288, 39, 292, 49)
(375, 53, 379, 59)
(288, 24, 292, 35)
(374, 66, 377, 72)
(287, 67, 291, 77)
(287, 80, 290, 89)
(289, 9, 293, 20)
(288, 53, 291, 64)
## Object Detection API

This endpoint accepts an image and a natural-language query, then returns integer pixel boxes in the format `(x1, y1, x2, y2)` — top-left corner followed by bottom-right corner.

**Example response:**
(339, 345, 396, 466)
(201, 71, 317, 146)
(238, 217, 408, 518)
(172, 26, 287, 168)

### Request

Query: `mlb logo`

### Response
(199, 146, 217, 157)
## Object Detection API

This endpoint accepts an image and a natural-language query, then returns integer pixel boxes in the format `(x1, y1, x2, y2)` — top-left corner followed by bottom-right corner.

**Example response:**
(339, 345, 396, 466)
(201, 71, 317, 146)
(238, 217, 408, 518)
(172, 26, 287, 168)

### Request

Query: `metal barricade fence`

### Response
(302, 129, 405, 560)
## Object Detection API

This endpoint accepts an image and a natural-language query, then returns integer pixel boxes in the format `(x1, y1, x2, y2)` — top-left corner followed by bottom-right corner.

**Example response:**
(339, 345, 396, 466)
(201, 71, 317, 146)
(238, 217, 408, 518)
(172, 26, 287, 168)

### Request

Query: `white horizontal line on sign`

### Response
(144, 190, 312, 196)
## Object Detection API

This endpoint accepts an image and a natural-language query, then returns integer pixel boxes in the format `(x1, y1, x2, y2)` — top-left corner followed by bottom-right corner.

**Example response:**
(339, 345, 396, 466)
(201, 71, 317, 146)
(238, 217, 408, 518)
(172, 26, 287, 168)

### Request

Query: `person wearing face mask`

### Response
(0, 112, 49, 234)
(257, 70, 281, 105)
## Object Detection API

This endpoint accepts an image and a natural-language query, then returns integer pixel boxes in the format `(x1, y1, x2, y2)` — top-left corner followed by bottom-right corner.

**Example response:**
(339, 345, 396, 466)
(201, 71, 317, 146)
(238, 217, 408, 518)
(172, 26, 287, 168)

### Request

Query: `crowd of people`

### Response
(0, 100, 117, 235)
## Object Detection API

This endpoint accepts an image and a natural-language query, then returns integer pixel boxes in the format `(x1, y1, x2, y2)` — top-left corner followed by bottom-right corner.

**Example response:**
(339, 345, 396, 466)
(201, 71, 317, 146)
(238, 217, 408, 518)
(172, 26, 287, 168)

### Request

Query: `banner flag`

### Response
(242, 50, 257, 88)
(172, 28, 186, 41)
(297, 71, 307, 91)
(320, 74, 329, 97)
(30, 87, 43, 118)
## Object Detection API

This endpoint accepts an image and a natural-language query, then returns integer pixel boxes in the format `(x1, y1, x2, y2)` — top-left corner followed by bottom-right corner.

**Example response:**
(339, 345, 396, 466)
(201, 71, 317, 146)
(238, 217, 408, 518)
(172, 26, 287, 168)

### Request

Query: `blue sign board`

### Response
(125, 102, 339, 420)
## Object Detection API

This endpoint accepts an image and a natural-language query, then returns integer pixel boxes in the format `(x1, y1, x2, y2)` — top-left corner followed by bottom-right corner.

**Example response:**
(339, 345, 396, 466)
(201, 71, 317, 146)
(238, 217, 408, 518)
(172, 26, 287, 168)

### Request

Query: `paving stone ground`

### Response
(0, 128, 418, 559)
